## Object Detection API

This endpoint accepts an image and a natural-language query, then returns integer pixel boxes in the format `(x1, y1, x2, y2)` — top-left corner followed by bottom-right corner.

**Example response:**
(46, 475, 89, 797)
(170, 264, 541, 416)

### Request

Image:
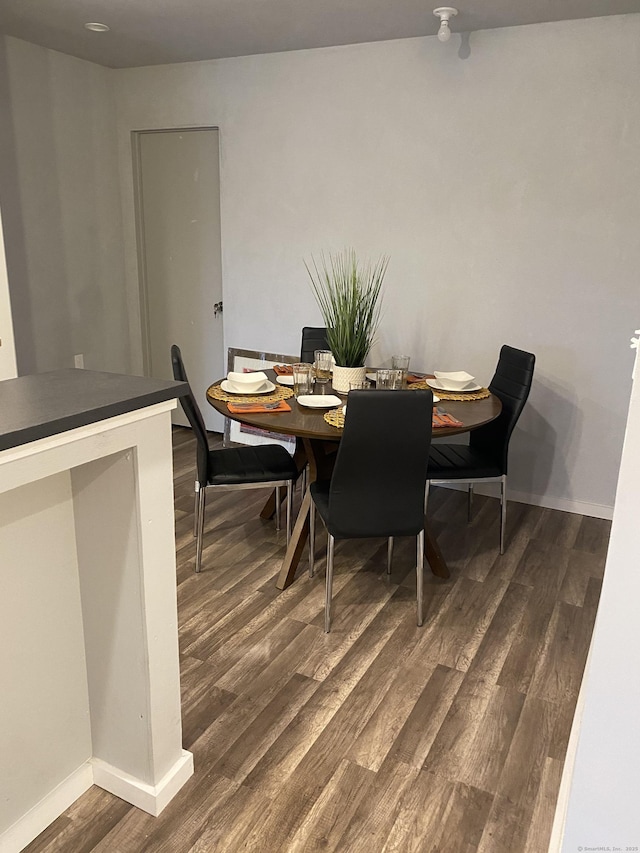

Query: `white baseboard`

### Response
(0, 751, 194, 852)
(435, 482, 613, 521)
(0, 762, 93, 853)
(92, 750, 194, 817)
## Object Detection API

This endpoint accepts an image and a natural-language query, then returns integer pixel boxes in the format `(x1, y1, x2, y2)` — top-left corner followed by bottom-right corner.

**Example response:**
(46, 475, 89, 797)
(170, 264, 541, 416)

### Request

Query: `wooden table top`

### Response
(207, 371, 502, 440)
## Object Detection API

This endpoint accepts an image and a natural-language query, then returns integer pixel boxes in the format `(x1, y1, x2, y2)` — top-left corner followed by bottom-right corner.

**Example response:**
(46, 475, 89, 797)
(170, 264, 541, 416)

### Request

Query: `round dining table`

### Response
(207, 371, 502, 589)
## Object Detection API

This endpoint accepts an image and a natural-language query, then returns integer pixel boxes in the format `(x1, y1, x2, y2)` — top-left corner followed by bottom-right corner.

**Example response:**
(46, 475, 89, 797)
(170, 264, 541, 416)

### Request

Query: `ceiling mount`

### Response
(433, 7, 458, 42)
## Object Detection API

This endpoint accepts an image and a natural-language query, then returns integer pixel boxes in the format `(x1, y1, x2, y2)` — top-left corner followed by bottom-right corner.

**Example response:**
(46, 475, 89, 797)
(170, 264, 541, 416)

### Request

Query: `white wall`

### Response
(556, 332, 640, 849)
(0, 203, 17, 379)
(0, 37, 129, 375)
(113, 15, 640, 516)
(0, 17, 637, 514)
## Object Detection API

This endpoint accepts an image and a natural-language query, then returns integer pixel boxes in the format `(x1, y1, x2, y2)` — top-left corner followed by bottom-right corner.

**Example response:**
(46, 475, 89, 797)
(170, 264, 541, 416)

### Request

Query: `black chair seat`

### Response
(310, 478, 428, 539)
(308, 480, 331, 519)
(428, 444, 502, 481)
(208, 445, 298, 486)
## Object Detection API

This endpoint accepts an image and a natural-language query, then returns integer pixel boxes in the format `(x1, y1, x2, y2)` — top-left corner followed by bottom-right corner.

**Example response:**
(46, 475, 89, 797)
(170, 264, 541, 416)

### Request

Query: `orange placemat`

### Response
(432, 411, 463, 428)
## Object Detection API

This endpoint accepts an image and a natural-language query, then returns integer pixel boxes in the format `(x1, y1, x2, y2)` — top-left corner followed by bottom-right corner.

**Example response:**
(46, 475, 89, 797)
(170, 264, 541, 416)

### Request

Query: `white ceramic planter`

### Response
(332, 364, 367, 394)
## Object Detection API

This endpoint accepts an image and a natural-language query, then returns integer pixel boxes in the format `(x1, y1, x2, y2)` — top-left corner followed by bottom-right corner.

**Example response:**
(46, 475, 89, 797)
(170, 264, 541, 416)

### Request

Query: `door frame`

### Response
(131, 126, 222, 379)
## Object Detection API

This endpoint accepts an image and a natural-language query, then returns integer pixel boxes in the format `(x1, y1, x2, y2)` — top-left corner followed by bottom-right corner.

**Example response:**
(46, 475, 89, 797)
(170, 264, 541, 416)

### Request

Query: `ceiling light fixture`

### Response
(84, 22, 110, 32)
(433, 7, 458, 42)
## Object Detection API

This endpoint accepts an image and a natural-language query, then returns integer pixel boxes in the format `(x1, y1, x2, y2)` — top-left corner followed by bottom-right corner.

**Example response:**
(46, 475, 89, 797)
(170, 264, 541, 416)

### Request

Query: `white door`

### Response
(135, 128, 224, 431)
(0, 204, 17, 380)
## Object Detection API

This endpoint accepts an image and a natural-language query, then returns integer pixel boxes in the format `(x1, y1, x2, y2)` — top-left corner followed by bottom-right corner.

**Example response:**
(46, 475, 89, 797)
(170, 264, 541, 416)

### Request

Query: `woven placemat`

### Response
(408, 381, 490, 401)
(207, 382, 294, 404)
(323, 407, 345, 429)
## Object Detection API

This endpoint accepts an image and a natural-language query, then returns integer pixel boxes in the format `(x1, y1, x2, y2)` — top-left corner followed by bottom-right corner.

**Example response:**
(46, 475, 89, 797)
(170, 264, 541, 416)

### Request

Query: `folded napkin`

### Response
(273, 364, 294, 376)
(432, 410, 463, 428)
(227, 400, 292, 414)
(405, 373, 424, 384)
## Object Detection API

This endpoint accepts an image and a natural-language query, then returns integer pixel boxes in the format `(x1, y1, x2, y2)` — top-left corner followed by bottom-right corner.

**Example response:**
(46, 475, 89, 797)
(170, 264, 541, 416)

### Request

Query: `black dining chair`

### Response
(308, 388, 433, 632)
(171, 345, 299, 574)
(426, 344, 535, 554)
(300, 326, 330, 364)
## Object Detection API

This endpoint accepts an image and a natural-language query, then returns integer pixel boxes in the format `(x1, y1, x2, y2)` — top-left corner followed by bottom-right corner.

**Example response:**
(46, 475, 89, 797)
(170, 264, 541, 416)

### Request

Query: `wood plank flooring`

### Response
(24, 426, 609, 853)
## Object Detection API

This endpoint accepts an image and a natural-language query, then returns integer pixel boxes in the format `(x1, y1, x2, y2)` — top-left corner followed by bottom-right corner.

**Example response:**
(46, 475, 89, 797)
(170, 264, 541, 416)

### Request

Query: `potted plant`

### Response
(306, 248, 388, 393)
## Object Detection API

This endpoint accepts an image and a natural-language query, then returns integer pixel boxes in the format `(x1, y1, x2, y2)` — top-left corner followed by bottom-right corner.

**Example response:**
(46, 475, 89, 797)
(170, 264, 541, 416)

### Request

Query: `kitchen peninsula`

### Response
(0, 369, 192, 853)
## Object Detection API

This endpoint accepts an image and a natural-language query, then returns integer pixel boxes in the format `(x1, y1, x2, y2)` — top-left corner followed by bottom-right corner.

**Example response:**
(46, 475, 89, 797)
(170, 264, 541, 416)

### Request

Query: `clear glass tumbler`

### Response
(292, 363, 314, 397)
(391, 355, 410, 387)
(376, 369, 393, 389)
(389, 369, 404, 389)
(314, 350, 332, 383)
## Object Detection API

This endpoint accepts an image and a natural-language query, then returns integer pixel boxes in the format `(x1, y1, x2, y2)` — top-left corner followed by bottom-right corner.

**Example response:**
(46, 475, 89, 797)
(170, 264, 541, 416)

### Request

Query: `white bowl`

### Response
(227, 370, 268, 393)
(433, 370, 475, 390)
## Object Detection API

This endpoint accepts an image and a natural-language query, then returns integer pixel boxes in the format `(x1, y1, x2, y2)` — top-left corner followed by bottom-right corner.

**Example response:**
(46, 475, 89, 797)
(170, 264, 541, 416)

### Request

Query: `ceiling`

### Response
(0, 0, 638, 69)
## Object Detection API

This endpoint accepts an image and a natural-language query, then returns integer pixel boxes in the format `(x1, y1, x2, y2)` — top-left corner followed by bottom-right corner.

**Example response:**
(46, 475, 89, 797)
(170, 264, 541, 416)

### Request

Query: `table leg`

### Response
(276, 488, 311, 590)
(424, 526, 450, 579)
(275, 438, 334, 589)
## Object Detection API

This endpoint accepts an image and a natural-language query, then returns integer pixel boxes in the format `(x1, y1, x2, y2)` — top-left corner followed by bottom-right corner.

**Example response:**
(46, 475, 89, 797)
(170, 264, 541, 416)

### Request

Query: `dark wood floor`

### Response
(24, 426, 610, 853)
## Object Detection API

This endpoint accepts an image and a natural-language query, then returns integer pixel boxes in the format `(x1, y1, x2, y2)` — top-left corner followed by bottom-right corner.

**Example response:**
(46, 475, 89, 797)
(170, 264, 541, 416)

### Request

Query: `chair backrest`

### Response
(470, 344, 535, 473)
(301, 326, 330, 364)
(326, 389, 433, 539)
(170, 344, 210, 485)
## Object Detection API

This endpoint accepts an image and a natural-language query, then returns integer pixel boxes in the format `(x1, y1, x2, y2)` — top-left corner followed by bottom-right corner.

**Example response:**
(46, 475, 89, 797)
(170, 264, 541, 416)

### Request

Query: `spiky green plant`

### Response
(305, 249, 388, 368)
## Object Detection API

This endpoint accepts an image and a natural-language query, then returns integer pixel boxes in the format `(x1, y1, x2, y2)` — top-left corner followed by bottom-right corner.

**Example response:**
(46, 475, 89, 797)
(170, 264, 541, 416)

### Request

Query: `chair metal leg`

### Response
(387, 537, 394, 575)
(416, 529, 424, 627)
(274, 486, 281, 531)
(424, 481, 430, 516)
(286, 481, 293, 545)
(193, 482, 200, 538)
(468, 483, 474, 522)
(195, 486, 206, 573)
(325, 534, 335, 633)
(309, 499, 316, 578)
(500, 474, 507, 555)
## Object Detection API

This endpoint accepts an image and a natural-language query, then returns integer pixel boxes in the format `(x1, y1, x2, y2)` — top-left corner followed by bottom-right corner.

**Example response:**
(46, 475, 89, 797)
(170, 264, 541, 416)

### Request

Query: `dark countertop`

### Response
(0, 368, 189, 452)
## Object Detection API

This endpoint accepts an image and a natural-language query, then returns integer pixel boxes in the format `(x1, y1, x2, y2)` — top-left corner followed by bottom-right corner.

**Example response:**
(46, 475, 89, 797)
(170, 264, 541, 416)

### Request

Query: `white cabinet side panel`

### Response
(0, 472, 91, 835)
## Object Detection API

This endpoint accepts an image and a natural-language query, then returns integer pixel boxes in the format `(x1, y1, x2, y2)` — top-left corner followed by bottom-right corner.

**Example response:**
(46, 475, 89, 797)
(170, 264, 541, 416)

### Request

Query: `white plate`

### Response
(221, 379, 275, 395)
(296, 394, 342, 408)
(427, 379, 482, 393)
(276, 375, 294, 386)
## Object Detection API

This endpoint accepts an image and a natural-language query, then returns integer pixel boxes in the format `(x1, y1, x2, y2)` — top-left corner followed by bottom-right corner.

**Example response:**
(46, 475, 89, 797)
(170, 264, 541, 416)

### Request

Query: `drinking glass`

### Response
(391, 355, 410, 387)
(314, 350, 332, 383)
(376, 368, 393, 389)
(389, 369, 404, 389)
(349, 380, 371, 392)
(292, 363, 314, 397)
